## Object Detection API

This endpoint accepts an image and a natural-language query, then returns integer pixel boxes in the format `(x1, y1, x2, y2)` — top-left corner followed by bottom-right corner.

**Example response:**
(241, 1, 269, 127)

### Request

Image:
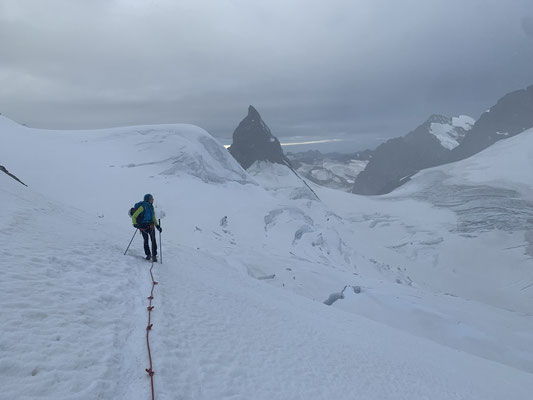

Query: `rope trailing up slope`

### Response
(282, 160, 321, 201)
(145, 260, 158, 400)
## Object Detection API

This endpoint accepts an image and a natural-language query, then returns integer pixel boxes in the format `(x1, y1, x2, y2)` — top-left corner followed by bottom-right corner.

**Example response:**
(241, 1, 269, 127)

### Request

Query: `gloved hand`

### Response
(156, 225, 162, 233)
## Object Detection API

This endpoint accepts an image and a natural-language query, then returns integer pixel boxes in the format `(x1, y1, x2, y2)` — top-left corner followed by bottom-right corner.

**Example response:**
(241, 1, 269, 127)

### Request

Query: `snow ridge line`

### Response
(145, 260, 158, 400)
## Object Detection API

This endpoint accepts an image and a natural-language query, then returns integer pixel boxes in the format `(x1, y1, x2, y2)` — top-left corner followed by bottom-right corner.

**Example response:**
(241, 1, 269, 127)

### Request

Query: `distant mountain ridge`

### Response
(352, 114, 473, 195)
(353, 84, 533, 195)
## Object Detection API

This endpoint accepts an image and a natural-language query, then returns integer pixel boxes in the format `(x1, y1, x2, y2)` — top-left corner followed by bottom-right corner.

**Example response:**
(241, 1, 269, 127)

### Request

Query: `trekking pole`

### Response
(124, 229, 138, 255)
(159, 219, 162, 264)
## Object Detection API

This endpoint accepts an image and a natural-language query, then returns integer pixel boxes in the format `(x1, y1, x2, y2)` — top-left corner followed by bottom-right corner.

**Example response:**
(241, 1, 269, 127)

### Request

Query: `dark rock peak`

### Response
(247, 105, 261, 120)
(404, 114, 453, 145)
(233, 105, 273, 139)
(228, 106, 290, 170)
(425, 114, 451, 125)
(452, 84, 533, 161)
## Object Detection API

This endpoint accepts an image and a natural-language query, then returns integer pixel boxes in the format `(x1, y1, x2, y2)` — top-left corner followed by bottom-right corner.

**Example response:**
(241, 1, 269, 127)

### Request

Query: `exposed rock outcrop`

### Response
(228, 106, 291, 170)
(1, 165, 28, 187)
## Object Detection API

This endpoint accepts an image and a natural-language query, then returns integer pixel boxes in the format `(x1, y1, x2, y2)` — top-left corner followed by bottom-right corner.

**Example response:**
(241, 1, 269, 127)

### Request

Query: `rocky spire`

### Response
(228, 106, 291, 170)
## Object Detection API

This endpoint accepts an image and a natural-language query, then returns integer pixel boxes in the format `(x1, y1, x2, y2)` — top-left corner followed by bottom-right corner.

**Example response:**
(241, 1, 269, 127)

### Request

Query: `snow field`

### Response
(431, 127, 533, 199)
(2, 116, 533, 398)
(0, 183, 152, 399)
(3, 182, 528, 400)
(154, 242, 533, 400)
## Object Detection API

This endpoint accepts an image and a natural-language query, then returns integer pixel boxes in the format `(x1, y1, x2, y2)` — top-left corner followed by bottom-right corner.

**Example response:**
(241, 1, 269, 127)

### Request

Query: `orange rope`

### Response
(145, 260, 158, 400)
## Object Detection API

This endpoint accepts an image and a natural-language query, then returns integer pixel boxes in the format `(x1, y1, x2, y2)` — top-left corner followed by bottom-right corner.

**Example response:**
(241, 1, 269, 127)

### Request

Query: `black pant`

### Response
(140, 225, 157, 257)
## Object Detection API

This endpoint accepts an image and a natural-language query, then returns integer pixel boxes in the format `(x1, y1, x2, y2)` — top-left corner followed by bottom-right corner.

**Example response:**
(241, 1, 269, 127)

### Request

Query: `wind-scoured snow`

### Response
(1, 116, 533, 399)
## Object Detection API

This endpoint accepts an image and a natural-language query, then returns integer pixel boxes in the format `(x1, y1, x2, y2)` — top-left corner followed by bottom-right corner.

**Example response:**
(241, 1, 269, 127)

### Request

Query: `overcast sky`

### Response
(1, 0, 533, 150)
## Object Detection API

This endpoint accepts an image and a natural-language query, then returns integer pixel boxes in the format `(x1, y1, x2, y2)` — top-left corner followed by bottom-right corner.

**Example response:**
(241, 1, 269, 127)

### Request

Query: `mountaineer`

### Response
(131, 194, 162, 261)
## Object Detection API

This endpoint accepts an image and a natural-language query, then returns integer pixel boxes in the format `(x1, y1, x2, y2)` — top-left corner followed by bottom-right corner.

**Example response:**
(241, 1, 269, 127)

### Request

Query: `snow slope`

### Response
(419, 126, 533, 199)
(2, 181, 533, 399)
(1, 116, 533, 398)
(389, 127, 533, 295)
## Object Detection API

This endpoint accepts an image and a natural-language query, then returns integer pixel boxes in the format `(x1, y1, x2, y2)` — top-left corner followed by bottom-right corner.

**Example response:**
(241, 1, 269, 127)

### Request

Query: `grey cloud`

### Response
(1, 0, 533, 152)
(522, 17, 533, 37)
